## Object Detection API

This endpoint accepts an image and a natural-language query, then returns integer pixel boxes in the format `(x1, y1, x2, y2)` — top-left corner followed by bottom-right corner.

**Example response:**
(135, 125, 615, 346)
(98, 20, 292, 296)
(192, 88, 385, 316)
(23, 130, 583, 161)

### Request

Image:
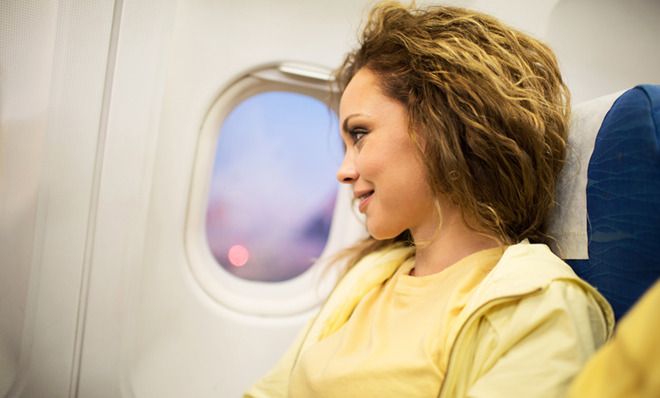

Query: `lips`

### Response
(356, 190, 374, 213)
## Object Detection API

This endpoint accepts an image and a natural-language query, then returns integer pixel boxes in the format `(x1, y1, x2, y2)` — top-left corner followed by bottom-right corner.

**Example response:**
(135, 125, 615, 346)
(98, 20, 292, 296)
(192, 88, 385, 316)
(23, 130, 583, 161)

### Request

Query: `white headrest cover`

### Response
(546, 90, 623, 259)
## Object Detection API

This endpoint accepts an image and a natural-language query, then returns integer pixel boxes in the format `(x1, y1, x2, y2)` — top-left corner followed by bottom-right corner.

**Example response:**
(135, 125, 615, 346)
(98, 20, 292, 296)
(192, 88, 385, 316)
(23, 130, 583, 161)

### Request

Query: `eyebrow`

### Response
(341, 114, 364, 134)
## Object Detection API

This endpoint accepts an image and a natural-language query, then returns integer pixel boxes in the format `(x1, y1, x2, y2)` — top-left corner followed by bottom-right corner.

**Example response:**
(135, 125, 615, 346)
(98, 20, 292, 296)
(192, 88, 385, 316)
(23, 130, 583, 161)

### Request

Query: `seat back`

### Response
(549, 84, 660, 321)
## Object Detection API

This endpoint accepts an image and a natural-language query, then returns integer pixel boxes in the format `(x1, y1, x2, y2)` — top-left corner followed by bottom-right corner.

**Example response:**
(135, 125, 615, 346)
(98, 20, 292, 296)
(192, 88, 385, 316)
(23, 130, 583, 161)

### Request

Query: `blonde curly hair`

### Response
(334, 2, 570, 268)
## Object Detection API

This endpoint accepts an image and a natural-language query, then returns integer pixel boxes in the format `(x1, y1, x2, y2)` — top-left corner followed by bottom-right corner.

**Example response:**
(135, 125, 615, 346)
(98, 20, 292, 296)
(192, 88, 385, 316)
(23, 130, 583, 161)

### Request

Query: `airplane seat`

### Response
(553, 84, 660, 321)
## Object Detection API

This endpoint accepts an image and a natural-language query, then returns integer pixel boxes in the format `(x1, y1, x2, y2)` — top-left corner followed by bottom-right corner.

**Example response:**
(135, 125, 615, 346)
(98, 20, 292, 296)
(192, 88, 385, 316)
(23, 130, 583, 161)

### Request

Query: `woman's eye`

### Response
(349, 128, 368, 143)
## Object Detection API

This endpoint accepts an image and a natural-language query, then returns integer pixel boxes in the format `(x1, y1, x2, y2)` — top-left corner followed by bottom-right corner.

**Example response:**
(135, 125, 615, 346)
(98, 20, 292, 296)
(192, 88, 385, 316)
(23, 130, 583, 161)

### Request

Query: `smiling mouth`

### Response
(358, 191, 374, 212)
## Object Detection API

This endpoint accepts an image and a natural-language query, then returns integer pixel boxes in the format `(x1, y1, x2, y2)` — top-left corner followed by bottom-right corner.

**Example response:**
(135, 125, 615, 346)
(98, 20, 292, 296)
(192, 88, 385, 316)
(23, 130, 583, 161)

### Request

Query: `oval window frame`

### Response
(185, 63, 366, 317)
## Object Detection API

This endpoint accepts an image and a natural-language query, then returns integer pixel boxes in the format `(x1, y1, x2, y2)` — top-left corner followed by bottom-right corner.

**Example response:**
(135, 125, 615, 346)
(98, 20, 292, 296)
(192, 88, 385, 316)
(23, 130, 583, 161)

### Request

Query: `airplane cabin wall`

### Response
(1, 1, 118, 396)
(0, 0, 658, 397)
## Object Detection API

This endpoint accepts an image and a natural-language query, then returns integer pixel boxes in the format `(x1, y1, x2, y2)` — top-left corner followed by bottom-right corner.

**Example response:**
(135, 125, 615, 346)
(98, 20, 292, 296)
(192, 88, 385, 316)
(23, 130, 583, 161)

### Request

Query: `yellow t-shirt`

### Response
(288, 246, 505, 398)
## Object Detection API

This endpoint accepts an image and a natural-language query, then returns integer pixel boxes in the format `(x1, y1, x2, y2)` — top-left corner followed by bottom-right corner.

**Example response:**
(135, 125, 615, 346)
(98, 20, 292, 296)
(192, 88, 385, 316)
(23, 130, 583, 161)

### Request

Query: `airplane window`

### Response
(206, 91, 342, 282)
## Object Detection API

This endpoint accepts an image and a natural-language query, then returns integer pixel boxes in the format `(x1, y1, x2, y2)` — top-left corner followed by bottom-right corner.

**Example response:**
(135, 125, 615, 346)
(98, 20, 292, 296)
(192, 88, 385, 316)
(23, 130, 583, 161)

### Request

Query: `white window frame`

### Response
(185, 63, 366, 317)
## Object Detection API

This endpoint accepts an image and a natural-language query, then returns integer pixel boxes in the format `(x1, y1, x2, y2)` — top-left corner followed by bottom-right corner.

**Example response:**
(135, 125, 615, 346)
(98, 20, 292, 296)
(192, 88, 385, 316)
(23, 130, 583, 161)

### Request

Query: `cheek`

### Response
(393, 163, 435, 211)
(354, 148, 379, 179)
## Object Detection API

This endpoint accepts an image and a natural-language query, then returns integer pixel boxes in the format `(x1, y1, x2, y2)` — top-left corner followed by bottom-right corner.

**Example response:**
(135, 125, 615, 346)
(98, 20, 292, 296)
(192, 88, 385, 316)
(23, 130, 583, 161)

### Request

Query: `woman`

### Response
(245, 3, 613, 397)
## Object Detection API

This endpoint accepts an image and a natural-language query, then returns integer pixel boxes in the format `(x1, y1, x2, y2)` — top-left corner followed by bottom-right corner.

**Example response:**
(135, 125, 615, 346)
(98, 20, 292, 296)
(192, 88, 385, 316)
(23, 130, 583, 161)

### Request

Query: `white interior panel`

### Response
(546, 0, 660, 102)
(1, 0, 116, 397)
(0, 1, 59, 394)
(73, 1, 179, 397)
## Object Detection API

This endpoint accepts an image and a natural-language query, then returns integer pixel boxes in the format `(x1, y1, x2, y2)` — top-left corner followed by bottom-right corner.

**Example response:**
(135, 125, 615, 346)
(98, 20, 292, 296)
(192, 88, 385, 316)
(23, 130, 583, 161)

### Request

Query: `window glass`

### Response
(206, 91, 342, 282)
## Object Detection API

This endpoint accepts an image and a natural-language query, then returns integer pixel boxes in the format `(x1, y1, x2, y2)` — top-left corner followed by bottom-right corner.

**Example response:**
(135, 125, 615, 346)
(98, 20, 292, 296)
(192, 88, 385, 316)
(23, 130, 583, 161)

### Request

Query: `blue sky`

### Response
(206, 91, 343, 281)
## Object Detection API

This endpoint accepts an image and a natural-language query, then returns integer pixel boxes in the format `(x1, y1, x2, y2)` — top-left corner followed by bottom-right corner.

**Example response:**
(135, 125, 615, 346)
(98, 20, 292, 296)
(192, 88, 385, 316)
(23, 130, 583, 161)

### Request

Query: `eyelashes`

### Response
(348, 127, 369, 144)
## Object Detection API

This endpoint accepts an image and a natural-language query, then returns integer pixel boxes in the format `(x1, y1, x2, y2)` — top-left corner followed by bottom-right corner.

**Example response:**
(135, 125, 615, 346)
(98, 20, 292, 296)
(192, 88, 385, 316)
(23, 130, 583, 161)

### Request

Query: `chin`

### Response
(366, 221, 403, 241)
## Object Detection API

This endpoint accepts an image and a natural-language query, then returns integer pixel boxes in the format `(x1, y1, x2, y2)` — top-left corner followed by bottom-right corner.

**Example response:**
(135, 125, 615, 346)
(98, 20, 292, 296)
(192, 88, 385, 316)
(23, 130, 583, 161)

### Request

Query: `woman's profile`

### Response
(245, 2, 614, 397)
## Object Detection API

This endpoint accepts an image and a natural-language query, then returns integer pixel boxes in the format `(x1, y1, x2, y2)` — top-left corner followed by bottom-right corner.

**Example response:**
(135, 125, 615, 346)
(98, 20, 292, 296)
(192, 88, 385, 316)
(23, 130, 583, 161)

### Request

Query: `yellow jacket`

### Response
(245, 241, 614, 398)
(568, 279, 660, 398)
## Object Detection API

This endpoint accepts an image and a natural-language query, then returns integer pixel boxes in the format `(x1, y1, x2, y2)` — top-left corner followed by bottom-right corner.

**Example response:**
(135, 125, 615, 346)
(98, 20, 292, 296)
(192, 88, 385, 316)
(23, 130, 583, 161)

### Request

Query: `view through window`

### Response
(206, 91, 342, 282)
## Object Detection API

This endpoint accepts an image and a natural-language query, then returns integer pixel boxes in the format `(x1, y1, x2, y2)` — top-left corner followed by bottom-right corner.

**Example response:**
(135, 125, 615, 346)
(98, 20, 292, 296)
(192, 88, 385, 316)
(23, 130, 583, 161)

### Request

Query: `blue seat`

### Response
(564, 85, 660, 321)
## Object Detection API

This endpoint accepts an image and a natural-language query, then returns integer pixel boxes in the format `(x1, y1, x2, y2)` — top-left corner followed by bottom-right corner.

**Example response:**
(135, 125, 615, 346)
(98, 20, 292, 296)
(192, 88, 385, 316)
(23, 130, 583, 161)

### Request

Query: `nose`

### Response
(336, 151, 358, 184)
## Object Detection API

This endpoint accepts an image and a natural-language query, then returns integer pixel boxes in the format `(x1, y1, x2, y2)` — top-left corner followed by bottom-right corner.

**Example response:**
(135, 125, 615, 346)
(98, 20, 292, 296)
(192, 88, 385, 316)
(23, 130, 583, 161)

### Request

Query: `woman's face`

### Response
(337, 68, 438, 240)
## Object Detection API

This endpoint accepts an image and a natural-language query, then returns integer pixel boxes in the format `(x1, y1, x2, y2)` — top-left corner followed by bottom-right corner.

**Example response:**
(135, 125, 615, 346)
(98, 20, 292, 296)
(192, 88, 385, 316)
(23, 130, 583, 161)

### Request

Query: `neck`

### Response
(410, 213, 501, 277)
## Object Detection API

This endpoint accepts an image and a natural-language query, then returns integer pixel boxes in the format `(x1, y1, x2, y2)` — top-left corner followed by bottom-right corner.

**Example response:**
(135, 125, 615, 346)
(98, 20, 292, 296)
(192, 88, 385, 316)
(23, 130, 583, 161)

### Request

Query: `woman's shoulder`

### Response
(485, 241, 582, 289)
(474, 241, 614, 336)
(467, 241, 614, 326)
(480, 276, 613, 349)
